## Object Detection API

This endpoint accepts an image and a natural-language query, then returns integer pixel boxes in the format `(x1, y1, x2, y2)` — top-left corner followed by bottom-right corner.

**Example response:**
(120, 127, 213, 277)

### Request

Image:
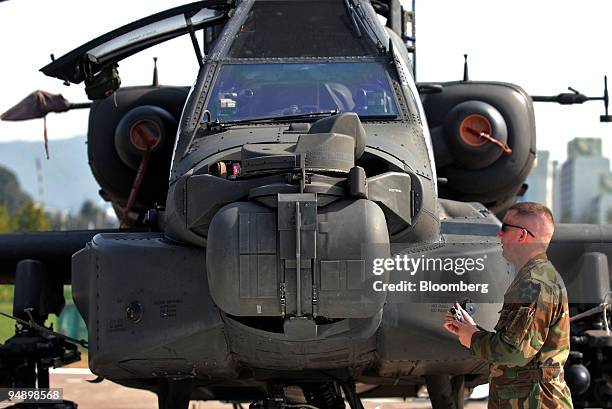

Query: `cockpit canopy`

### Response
(205, 62, 400, 122)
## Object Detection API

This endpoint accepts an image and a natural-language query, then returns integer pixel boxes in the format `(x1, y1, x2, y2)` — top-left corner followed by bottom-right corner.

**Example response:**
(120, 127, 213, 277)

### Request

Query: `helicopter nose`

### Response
(205, 197, 391, 322)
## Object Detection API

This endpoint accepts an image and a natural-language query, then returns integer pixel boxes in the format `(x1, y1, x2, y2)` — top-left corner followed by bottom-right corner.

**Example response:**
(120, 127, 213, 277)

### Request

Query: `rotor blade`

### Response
(1, 90, 74, 121)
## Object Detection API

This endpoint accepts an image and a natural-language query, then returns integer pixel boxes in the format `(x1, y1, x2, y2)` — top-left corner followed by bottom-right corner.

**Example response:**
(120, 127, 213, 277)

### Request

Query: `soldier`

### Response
(443, 202, 573, 409)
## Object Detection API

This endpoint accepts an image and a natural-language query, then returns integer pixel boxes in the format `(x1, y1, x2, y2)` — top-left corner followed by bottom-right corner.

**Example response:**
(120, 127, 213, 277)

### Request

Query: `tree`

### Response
(47, 200, 116, 230)
(0, 166, 31, 213)
(10, 202, 50, 232)
(79, 200, 98, 220)
(0, 204, 10, 233)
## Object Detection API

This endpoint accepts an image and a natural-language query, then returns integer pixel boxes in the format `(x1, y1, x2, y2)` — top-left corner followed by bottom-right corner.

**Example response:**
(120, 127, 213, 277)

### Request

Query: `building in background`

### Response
(552, 160, 562, 220)
(523, 150, 554, 211)
(560, 138, 611, 223)
(588, 172, 612, 224)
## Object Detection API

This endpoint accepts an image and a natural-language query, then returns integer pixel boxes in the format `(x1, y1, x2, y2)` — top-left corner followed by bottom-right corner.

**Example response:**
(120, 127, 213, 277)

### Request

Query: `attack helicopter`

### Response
(1, 1, 611, 409)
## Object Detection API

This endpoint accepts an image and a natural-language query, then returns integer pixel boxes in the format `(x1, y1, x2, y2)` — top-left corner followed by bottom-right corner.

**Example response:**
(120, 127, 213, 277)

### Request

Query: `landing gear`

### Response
(157, 379, 192, 409)
(425, 374, 465, 409)
(302, 382, 345, 409)
(339, 380, 364, 409)
(250, 385, 309, 409)
(249, 380, 364, 409)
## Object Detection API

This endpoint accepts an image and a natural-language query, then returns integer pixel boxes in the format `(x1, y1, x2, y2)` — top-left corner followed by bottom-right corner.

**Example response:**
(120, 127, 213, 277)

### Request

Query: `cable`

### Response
(569, 291, 612, 336)
(0, 310, 88, 349)
(570, 304, 608, 322)
(603, 291, 612, 335)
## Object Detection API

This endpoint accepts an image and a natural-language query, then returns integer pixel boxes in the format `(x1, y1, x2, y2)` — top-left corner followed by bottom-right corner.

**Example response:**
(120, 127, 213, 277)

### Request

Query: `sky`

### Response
(0, 0, 611, 164)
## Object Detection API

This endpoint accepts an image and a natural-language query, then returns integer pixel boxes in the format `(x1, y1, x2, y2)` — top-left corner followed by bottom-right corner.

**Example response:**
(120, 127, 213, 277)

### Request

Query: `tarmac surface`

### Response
(4, 370, 488, 409)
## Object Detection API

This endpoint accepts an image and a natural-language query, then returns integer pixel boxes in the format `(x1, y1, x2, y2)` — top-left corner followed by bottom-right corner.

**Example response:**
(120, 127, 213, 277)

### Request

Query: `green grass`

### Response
(0, 302, 15, 343)
(0, 286, 15, 343)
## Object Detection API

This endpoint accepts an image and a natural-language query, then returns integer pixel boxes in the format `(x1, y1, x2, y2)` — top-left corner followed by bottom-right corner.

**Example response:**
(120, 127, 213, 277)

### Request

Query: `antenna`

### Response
(601, 75, 611, 122)
(463, 54, 469, 81)
(531, 75, 612, 123)
(152, 57, 159, 86)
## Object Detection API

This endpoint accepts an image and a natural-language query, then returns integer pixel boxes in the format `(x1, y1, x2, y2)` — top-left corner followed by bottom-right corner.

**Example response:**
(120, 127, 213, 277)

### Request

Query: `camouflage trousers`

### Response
(488, 380, 573, 409)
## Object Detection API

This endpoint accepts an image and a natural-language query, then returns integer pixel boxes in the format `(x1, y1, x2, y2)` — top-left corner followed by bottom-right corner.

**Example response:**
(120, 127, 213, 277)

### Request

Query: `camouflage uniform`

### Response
(470, 253, 573, 409)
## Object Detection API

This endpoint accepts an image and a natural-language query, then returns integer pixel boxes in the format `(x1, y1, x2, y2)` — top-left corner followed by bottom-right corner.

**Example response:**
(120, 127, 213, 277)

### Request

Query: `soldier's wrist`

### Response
(468, 328, 485, 353)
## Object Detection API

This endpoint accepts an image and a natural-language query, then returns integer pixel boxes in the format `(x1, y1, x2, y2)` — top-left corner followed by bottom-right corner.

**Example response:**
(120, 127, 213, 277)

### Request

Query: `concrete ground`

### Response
(15, 369, 488, 409)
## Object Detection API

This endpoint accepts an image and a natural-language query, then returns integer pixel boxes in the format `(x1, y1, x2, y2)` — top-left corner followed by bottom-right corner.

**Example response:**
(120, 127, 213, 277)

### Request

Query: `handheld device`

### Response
(449, 307, 463, 322)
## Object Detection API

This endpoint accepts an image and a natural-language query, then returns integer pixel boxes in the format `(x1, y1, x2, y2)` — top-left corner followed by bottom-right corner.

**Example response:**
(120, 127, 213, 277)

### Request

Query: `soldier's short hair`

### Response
(508, 202, 554, 225)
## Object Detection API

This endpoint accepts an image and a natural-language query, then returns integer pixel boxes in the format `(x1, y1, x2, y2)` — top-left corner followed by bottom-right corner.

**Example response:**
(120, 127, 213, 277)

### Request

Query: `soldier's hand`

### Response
(454, 302, 476, 326)
(454, 320, 478, 348)
(444, 310, 460, 325)
(443, 316, 459, 335)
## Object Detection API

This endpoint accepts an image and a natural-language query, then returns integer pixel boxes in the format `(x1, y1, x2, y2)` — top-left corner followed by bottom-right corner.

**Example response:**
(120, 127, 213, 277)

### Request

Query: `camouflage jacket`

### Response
(469, 253, 573, 409)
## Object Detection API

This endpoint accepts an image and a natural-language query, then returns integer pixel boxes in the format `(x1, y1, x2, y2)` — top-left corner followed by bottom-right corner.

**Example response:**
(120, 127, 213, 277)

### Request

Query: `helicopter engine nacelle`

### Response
(422, 81, 536, 216)
(87, 86, 189, 222)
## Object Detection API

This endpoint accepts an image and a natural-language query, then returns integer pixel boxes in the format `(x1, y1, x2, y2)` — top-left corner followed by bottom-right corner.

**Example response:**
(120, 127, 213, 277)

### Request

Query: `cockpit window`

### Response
(205, 62, 400, 122)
